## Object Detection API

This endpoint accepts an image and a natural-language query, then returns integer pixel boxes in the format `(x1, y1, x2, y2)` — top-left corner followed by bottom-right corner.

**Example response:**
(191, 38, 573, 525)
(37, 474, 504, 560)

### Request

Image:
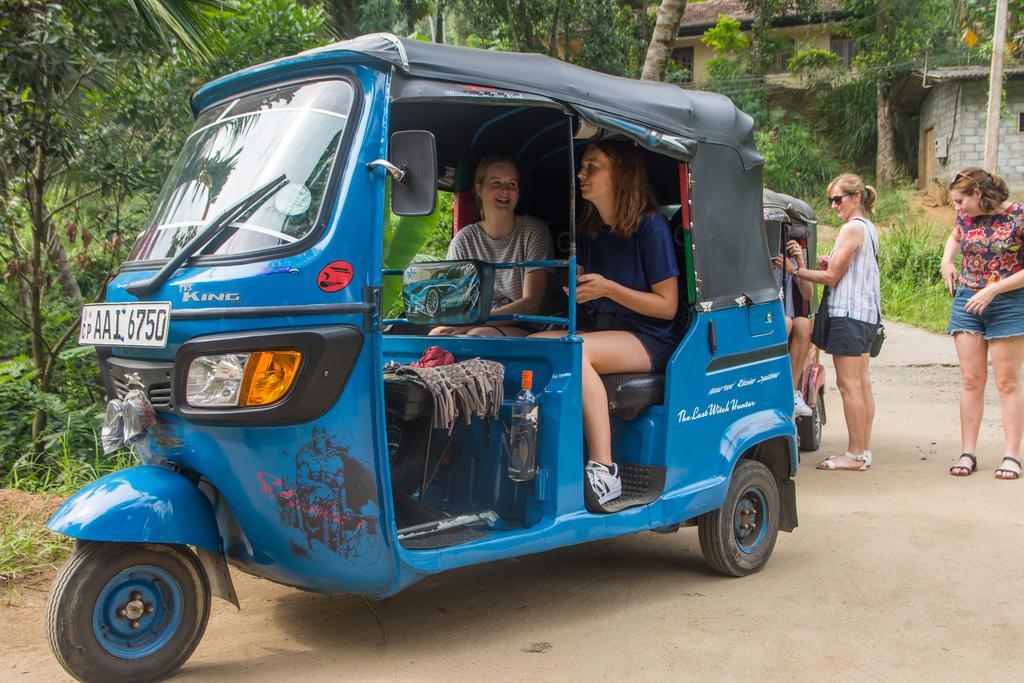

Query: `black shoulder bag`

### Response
(869, 232, 886, 357)
(810, 286, 830, 349)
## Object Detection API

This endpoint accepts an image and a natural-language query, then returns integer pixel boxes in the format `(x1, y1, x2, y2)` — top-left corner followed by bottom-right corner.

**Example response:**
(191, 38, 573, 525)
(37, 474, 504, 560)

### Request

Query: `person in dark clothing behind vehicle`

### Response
(774, 240, 814, 418)
(531, 140, 681, 510)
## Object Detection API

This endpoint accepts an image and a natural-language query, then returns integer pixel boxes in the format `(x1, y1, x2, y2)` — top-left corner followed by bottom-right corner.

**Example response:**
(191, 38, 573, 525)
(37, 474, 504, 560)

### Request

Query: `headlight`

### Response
(186, 350, 302, 408)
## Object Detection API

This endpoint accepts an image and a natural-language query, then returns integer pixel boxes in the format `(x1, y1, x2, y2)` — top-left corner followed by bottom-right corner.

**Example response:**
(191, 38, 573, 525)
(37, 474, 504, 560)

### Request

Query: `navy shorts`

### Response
(577, 326, 677, 373)
(630, 330, 677, 373)
(825, 316, 877, 357)
(947, 286, 1024, 340)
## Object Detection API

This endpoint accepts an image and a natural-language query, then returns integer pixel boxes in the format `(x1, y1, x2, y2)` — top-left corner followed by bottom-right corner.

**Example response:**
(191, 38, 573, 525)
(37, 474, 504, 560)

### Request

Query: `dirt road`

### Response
(4, 321, 1023, 681)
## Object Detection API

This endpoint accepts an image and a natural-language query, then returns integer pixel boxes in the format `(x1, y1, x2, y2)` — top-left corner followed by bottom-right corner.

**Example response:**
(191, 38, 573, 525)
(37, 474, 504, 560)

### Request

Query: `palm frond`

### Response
(125, 0, 236, 60)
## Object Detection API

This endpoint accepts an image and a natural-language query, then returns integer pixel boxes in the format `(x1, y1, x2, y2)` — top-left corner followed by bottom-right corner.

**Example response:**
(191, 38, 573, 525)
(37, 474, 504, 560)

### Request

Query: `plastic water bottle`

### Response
(508, 370, 539, 482)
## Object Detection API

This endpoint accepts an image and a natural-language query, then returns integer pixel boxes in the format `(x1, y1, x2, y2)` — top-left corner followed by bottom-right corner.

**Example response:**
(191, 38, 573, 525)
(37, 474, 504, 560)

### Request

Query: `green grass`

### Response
(5, 426, 137, 495)
(878, 223, 950, 334)
(2, 426, 137, 595)
(1, 510, 71, 598)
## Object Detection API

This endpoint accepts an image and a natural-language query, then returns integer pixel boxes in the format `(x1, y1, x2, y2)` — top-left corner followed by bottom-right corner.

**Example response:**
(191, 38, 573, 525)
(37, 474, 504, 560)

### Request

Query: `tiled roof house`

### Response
(673, 0, 851, 86)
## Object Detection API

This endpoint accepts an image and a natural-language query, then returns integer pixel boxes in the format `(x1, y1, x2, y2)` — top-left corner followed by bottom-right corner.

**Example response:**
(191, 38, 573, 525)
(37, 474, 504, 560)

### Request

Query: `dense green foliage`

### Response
(756, 124, 840, 200)
(878, 224, 951, 334)
(450, 0, 655, 77)
(0, 0, 1011, 496)
(0, 0, 331, 481)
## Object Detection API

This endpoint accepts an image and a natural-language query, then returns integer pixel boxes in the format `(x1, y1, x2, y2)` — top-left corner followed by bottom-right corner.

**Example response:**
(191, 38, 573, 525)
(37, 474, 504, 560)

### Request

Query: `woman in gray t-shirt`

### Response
(431, 157, 553, 336)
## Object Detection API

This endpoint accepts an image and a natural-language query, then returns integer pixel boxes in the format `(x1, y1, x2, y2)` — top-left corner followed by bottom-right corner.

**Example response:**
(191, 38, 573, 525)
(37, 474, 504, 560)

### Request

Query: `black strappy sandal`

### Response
(949, 453, 977, 477)
(994, 457, 1021, 480)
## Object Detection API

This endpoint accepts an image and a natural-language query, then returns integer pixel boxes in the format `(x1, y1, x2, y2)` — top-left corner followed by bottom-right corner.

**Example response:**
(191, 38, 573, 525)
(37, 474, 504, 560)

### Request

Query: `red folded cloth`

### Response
(411, 345, 455, 368)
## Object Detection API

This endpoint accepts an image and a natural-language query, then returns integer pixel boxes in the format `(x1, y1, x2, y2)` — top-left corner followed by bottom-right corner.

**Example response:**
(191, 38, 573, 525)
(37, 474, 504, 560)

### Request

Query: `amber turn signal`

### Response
(239, 350, 302, 407)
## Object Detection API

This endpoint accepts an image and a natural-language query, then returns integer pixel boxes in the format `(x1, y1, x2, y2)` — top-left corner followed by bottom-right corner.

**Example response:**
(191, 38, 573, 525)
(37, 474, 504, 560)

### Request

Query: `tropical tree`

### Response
(838, 0, 958, 187)
(743, 0, 818, 77)
(641, 0, 687, 81)
(446, 0, 655, 77)
(0, 1, 224, 446)
(0, 0, 332, 454)
(317, 0, 430, 37)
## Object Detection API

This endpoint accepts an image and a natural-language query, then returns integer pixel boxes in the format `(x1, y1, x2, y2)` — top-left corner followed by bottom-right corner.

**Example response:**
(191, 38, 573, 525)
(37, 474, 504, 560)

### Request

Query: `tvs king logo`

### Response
(178, 283, 240, 303)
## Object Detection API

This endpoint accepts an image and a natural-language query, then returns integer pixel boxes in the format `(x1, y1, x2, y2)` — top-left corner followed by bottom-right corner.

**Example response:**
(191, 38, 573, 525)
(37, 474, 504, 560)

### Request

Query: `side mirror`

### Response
(402, 260, 494, 326)
(376, 130, 437, 217)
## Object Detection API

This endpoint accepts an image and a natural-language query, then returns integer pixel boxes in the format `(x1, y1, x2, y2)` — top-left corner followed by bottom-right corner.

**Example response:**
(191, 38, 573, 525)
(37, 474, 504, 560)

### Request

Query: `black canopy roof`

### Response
(304, 34, 762, 170)
(763, 188, 816, 225)
(193, 33, 777, 311)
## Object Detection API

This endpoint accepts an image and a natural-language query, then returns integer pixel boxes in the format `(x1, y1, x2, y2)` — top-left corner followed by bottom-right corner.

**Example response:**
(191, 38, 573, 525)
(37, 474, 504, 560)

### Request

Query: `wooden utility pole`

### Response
(983, 0, 1009, 171)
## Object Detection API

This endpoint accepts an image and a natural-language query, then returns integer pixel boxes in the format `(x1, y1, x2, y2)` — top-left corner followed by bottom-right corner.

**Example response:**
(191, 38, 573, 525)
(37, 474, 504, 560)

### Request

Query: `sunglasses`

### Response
(950, 170, 993, 189)
(828, 193, 852, 206)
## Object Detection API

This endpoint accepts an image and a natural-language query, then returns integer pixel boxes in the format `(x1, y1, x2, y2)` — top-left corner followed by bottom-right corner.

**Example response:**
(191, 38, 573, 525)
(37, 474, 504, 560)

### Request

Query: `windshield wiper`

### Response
(127, 174, 289, 298)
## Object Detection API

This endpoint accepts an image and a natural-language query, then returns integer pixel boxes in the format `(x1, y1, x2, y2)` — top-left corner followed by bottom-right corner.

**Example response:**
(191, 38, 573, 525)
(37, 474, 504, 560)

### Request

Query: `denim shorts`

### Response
(824, 316, 877, 357)
(947, 286, 1024, 340)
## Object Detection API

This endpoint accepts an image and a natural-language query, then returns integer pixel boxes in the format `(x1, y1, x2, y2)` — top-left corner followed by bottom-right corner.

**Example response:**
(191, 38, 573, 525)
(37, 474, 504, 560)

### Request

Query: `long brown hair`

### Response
(949, 167, 1009, 214)
(579, 140, 659, 238)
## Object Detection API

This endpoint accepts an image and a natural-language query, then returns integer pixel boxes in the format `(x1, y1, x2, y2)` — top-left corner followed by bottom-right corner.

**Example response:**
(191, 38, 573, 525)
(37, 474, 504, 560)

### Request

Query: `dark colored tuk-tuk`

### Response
(763, 188, 826, 451)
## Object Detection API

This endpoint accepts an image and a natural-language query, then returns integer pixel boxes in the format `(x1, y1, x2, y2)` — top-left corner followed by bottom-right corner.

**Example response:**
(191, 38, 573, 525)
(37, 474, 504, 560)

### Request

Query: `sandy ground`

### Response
(3, 320, 1024, 681)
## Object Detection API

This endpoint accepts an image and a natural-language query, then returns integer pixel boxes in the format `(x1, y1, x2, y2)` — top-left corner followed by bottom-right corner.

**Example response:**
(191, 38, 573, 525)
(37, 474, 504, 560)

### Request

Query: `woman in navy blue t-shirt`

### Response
(533, 140, 681, 511)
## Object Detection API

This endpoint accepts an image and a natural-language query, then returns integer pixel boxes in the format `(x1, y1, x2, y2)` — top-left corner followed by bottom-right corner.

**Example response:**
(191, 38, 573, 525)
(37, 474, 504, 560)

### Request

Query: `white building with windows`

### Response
(672, 0, 852, 87)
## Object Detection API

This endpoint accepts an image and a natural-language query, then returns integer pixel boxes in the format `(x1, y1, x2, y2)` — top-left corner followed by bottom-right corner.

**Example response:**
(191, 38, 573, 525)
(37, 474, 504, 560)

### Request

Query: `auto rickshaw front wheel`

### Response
(46, 541, 211, 683)
(697, 460, 780, 577)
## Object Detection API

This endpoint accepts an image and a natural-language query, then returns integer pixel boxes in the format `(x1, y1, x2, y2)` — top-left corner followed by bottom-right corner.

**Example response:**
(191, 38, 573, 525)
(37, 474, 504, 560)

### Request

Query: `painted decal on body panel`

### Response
(686, 370, 780, 422)
(257, 425, 380, 562)
(678, 398, 757, 423)
(317, 260, 354, 292)
(707, 371, 781, 396)
(178, 283, 240, 303)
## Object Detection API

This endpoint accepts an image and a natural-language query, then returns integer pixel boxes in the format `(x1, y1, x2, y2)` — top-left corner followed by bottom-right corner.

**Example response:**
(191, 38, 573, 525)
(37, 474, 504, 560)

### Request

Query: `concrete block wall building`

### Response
(911, 66, 1024, 193)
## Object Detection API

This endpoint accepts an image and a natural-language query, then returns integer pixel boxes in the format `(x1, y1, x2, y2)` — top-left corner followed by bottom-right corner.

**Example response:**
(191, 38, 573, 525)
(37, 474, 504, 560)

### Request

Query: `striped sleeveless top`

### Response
(828, 216, 880, 325)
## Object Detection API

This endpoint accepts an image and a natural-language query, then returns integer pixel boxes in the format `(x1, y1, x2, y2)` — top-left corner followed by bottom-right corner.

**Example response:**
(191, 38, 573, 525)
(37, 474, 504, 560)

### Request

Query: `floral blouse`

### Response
(954, 203, 1024, 290)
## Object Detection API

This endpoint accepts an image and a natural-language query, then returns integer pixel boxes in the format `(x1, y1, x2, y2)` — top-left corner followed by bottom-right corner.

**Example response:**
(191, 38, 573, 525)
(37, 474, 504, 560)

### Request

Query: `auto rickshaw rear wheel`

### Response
(46, 541, 211, 683)
(697, 460, 780, 577)
(797, 387, 824, 452)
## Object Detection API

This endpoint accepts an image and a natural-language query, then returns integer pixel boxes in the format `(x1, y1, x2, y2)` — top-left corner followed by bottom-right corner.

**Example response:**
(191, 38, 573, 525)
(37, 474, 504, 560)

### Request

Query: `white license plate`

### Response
(79, 302, 171, 348)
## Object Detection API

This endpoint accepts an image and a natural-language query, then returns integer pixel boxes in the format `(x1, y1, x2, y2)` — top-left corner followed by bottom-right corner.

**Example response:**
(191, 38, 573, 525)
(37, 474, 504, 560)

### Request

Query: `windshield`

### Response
(130, 80, 355, 261)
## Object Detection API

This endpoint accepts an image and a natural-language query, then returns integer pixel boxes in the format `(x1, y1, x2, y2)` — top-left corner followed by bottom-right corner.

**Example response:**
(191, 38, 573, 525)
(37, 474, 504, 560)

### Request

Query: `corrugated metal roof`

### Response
(914, 65, 1024, 82)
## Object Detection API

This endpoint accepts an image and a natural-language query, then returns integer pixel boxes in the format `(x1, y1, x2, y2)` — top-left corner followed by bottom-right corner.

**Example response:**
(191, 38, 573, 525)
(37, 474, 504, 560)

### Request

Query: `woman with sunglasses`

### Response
(942, 168, 1024, 480)
(792, 173, 880, 471)
(531, 140, 681, 510)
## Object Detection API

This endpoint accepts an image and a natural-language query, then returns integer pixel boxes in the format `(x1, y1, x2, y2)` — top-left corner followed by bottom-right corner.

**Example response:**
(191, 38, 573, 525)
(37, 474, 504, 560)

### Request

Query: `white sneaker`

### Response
(794, 389, 813, 417)
(585, 461, 622, 507)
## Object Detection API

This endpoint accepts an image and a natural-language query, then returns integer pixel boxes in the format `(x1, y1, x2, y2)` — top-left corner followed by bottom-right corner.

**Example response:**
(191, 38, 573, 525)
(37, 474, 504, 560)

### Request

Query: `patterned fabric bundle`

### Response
(384, 358, 505, 431)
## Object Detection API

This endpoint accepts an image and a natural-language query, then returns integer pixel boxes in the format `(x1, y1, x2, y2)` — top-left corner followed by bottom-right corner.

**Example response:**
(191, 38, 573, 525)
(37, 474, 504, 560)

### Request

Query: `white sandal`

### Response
(817, 451, 871, 471)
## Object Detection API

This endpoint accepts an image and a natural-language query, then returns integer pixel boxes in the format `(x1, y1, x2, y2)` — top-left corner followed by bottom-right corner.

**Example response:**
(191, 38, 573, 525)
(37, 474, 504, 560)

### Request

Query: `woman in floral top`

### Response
(942, 168, 1024, 480)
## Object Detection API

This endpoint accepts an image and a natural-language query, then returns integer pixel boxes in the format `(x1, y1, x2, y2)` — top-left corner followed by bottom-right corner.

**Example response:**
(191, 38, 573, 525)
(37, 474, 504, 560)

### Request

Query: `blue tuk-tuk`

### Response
(46, 34, 798, 681)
